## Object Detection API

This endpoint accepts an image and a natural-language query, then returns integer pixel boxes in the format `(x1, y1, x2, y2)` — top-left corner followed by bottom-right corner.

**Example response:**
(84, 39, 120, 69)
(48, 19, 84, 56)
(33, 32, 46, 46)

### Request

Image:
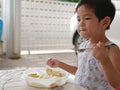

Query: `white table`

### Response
(0, 68, 86, 90)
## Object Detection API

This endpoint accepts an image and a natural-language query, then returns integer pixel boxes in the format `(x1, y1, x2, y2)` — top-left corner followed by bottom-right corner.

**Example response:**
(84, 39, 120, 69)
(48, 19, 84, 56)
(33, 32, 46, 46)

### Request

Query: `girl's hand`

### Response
(46, 58, 60, 68)
(93, 41, 110, 64)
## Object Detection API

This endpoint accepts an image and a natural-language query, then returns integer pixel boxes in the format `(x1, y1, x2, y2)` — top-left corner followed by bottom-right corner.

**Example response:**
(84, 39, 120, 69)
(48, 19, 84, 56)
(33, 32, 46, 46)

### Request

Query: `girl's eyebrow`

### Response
(77, 13, 93, 18)
(84, 13, 93, 17)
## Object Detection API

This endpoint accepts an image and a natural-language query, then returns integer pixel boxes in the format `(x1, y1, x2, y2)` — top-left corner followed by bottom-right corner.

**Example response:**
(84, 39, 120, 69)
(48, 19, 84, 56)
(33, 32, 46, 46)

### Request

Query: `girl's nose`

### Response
(78, 20, 85, 27)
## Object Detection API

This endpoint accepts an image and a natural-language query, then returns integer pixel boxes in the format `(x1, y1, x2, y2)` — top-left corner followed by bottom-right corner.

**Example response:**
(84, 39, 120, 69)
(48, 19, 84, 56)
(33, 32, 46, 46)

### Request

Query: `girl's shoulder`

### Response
(107, 41, 119, 50)
(105, 41, 120, 55)
(108, 41, 120, 72)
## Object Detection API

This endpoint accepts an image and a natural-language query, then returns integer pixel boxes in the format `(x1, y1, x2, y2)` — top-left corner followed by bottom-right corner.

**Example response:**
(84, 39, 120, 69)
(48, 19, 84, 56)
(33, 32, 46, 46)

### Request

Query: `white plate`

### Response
(22, 67, 69, 88)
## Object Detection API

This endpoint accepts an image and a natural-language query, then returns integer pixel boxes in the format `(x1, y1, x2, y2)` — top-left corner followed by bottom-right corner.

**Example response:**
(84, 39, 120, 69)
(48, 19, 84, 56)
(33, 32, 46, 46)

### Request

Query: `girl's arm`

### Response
(101, 45, 120, 88)
(58, 61, 77, 75)
(93, 42, 120, 88)
(47, 59, 77, 75)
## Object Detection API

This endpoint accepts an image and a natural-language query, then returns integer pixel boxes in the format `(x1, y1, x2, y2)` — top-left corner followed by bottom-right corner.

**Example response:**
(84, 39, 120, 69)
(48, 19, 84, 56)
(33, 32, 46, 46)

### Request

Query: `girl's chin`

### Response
(80, 34, 89, 39)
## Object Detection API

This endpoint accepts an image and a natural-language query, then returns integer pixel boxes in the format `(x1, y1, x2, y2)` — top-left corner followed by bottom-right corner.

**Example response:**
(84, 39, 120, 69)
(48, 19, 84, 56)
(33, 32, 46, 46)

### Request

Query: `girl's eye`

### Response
(77, 18, 91, 22)
(77, 19, 81, 22)
(85, 18, 91, 20)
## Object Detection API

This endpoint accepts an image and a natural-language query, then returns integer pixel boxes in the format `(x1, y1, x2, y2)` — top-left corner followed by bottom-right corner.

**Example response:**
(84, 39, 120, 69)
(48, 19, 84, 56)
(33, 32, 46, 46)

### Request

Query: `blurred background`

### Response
(0, 0, 119, 60)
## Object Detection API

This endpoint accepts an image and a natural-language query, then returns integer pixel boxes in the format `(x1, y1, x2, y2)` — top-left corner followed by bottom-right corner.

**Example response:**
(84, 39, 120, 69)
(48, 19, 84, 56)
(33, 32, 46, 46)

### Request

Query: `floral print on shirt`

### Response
(74, 41, 115, 90)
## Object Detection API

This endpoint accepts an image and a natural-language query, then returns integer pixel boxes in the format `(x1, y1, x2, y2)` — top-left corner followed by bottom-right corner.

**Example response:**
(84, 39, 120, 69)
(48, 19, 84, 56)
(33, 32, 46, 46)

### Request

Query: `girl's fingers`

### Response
(46, 59, 52, 65)
(46, 59, 55, 67)
(95, 41, 105, 49)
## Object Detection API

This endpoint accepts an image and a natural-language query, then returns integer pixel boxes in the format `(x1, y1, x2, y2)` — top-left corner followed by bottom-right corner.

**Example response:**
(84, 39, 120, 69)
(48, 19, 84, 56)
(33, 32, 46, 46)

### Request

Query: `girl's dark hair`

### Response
(76, 0, 116, 30)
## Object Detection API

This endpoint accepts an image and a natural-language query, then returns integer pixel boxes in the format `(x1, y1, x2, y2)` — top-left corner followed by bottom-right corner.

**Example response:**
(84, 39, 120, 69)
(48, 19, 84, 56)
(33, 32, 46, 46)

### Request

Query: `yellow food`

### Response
(54, 71, 63, 77)
(46, 68, 63, 77)
(50, 83, 57, 88)
(28, 73, 49, 79)
(28, 68, 63, 79)
(28, 73, 39, 78)
(46, 68, 53, 75)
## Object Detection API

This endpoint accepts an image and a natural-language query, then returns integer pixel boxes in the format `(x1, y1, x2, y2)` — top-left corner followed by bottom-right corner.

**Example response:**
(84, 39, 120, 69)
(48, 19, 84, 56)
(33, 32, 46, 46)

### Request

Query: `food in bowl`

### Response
(22, 67, 69, 88)
(28, 73, 50, 79)
(27, 68, 63, 80)
(46, 68, 63, 77)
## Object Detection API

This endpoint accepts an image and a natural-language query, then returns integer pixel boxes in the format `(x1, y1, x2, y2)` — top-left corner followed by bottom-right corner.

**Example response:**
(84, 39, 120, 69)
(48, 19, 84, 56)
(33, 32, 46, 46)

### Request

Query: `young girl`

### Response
(47, 0, 120, 89)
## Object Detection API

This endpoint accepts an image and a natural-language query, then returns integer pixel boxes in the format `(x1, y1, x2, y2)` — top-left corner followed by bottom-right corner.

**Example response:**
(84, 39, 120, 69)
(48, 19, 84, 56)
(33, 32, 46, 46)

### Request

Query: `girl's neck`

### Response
(89, 36, 109, 43)
(87, 38, 109, 47)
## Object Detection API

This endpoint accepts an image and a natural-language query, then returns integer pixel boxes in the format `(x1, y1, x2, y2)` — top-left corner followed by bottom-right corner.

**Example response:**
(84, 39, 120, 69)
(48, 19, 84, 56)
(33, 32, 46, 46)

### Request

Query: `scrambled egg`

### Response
(46, 68, 63, 77)
(28, 73, 39, 78)
(28, 73, 49, 79)
(28, 68, 63, 79)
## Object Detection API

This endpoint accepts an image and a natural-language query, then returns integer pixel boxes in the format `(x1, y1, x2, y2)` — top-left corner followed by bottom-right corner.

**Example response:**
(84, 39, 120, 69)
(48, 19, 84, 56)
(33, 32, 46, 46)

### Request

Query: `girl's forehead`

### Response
(77, 5, 94, 13)
(77, 5, 95, 16)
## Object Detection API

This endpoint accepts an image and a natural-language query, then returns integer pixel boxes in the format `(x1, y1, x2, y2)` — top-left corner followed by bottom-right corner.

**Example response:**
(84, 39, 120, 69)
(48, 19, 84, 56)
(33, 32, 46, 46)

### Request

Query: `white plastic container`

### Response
(22, 67, 69, 88)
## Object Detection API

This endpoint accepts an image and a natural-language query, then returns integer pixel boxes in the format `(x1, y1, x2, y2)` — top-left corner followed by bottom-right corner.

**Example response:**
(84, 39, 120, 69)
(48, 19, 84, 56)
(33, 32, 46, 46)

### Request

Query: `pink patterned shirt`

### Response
(74, 40, 115, 90)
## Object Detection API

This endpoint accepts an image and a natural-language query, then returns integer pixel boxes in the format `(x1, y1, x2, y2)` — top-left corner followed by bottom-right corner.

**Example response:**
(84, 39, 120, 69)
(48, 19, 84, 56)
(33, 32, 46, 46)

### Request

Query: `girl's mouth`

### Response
(80, 29, 86, 32)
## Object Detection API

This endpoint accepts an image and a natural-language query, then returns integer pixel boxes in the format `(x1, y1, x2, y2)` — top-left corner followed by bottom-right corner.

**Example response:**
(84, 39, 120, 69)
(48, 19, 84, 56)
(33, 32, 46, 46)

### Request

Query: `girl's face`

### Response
(77, 5, 104, 39)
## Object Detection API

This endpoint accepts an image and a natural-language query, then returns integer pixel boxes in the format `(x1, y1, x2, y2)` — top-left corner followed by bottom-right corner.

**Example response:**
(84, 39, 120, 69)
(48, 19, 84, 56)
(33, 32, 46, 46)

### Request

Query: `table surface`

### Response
(0, 68, 86, 90)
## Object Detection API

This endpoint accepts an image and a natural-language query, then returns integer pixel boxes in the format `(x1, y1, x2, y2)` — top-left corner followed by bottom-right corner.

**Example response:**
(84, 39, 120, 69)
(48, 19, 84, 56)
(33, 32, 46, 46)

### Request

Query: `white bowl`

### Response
(22, 67, 69, 88)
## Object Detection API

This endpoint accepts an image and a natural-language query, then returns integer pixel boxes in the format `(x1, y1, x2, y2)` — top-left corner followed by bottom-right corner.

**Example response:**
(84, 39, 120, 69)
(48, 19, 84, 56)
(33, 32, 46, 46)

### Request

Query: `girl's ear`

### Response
(101, 16, 111, 29)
